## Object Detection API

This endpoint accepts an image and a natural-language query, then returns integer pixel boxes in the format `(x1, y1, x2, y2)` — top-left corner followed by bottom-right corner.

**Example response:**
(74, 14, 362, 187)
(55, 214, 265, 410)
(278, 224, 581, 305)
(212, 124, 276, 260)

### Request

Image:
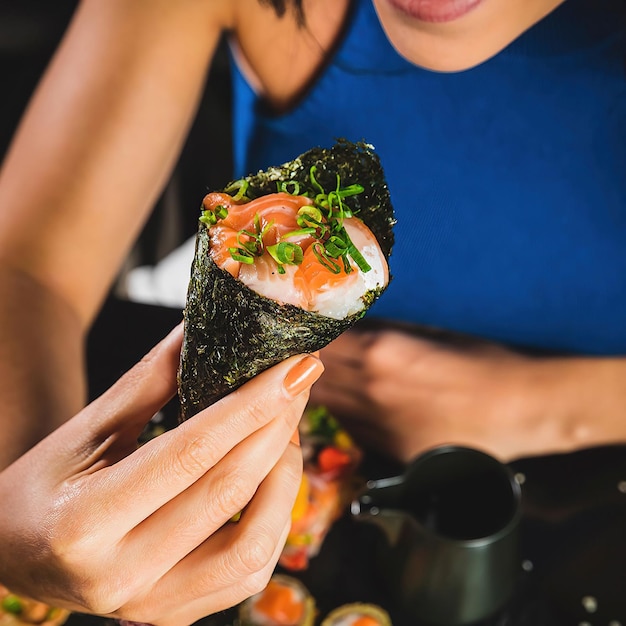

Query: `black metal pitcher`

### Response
(351, 445, 522, 625)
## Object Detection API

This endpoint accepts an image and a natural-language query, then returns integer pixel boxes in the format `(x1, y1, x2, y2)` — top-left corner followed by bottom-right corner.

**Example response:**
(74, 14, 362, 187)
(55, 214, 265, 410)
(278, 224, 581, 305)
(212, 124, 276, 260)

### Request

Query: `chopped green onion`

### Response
(236, 232, 262, 256)
(338, 183, 364, 198)
(2, 595, 23, 615)
(347, 242, 372, 273)
(267, 242, 304, 267)
(297, 206, 328, 238)
(228, 248, 255, 264)
(199, 213, 215, 226)
(313, 242, 341, 274)
(309, 166, 325, 195)
(282, 227, 317, 239)
(277, 180, 301, 195)
(224, 179, 250, 202)
(199, 204, 228, 226)
(315, 193, 329, 208)
(324, 234, 349, 258)
(221, 169, 373, 277)
(45, 608, 66, 621)
(297, 206, 323, 223)
(228, 214, 275, 264)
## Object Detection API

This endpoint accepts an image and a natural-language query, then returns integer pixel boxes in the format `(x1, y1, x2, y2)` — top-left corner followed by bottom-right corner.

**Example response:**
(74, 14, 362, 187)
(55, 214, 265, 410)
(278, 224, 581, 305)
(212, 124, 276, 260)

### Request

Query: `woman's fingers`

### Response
(121, 442, 303, 626)
(118, 392, 309, 581)
(41, 323, 185, 476)
(82, 354, 323, 533)
(161, 521, 292, 626)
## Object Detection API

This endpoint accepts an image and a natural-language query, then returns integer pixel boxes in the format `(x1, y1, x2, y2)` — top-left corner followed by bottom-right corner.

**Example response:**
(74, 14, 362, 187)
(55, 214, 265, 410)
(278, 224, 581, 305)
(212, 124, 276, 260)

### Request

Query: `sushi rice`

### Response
(320, 603, 392, 626)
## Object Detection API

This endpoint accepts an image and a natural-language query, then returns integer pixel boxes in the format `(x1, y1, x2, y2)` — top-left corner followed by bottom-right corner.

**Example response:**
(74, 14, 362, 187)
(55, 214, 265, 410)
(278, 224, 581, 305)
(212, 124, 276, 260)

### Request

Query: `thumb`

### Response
(36, 322, 184, 476)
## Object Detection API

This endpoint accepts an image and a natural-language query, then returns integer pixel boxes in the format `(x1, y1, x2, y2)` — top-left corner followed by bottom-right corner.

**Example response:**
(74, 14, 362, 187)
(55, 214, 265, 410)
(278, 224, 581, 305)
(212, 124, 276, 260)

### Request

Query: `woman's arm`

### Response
(0, 0, 232, 326)
(310, 327, 626, 462)
(0, 266, 85, 469)
(0, 0, 233, 465)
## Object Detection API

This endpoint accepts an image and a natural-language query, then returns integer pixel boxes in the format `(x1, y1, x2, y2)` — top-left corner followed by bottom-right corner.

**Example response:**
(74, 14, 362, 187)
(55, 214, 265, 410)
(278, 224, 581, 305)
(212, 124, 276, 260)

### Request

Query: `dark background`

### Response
(0, 0, 233, 271)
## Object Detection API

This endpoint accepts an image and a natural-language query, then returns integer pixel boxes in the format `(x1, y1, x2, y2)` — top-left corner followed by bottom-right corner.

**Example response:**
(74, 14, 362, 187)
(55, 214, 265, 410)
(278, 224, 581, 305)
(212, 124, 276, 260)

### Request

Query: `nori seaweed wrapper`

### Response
(177, 140, 395, 421)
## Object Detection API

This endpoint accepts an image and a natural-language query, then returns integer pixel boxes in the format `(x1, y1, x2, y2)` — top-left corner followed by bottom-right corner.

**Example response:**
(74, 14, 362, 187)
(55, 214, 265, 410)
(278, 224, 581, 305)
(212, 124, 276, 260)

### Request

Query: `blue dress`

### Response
(229, 0, 626, 355)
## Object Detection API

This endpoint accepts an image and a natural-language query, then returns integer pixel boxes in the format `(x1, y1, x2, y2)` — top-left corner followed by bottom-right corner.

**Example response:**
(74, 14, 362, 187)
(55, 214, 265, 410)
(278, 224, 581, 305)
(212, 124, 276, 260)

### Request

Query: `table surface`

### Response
(81, 296, 626, 626)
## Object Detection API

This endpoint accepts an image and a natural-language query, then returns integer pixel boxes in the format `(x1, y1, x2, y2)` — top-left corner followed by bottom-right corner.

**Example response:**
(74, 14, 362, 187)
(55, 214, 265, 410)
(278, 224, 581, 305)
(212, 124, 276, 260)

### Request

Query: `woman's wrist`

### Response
(524, 355, 626, 456)
(0, 265, 86, 469)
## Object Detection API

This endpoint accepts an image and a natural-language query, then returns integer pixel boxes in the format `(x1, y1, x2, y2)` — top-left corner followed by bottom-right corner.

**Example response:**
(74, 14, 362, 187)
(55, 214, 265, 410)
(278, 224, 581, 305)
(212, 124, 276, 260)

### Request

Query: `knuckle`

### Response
(238, 394, 276, 430)
(66, 575, 126, 616)
(82, 590, 122, 617)
(239, 568, 274, 600)
(48, 515, 99, 566)
(45, 503, 142, 615)
(279, 449, 304, 493)
(84, 571, 149, 616)
(115, 605, 158, 626)
(232, 531, 276, 575)
(173, 433, 216, 479)
(209, 468, 253, 520)
(70, 569, 136, 615)
(281, 397, 308, 431)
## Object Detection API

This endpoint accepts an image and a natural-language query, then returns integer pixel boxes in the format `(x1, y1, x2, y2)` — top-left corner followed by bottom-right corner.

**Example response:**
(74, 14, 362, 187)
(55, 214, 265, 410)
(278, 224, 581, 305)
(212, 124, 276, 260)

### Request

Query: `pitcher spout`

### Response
(350, 475, 413, 546)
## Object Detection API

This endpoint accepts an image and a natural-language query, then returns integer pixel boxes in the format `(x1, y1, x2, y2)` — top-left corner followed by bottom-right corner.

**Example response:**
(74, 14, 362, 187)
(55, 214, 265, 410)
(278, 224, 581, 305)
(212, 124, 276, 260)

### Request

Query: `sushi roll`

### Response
(321, 603, 392, 626)
(280, 405, 363, 571)
(177, 139, 395, 420)
(0, 585, 70, 626)
(237, 575, 316, 626)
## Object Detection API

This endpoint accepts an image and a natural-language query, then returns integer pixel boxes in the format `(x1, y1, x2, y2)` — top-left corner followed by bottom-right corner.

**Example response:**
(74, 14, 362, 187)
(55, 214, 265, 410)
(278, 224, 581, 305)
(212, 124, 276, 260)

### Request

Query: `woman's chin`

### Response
(372, 0, 566, 73)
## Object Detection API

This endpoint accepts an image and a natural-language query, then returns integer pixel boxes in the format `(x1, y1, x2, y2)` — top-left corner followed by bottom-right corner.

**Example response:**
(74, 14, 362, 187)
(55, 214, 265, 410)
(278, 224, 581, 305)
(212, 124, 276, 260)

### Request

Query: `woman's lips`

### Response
(386, 0, 484, 22)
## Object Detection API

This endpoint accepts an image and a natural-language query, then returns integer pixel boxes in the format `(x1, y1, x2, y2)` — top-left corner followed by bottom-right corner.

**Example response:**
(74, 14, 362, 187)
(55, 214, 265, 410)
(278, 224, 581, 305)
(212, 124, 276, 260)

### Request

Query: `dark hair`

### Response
(260, 0, 305, 24)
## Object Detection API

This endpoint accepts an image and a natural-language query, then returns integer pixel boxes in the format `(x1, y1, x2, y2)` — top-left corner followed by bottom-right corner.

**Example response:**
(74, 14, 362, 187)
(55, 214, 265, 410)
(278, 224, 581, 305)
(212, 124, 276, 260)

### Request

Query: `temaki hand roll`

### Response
(177, 140, 395, 421)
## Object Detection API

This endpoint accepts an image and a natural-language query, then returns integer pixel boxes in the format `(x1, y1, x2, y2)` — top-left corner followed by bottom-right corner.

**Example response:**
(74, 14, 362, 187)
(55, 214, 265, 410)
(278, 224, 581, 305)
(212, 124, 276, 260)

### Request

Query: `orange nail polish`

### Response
(290, 429, 301, 445)
(283, 355, 324, 398)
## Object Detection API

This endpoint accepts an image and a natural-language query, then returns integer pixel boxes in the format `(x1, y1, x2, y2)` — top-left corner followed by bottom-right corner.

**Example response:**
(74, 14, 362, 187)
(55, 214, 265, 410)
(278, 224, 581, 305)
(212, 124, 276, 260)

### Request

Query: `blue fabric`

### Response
(229, 0, 626, 355)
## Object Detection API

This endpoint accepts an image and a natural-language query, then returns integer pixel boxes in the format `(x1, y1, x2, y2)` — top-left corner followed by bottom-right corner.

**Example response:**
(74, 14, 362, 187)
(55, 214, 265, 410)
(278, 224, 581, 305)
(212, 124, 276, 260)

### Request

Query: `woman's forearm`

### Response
(0, 0, 226, 327)
(534, 354, 626, 455)
(311, 328, 626, 463)
(0, 265, 85, 469)
(0, 0, 230, 467)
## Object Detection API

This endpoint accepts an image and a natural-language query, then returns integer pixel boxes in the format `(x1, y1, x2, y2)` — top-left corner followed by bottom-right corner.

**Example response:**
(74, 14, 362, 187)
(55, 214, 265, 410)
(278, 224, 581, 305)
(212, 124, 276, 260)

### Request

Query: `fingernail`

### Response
(290, 428, 301, 445)
(283, 355, 324, 398)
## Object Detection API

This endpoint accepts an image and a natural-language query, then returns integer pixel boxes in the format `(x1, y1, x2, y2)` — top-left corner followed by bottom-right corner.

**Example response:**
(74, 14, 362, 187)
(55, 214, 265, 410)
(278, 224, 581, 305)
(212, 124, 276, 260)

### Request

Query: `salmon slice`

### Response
(202, 191, 388, 319)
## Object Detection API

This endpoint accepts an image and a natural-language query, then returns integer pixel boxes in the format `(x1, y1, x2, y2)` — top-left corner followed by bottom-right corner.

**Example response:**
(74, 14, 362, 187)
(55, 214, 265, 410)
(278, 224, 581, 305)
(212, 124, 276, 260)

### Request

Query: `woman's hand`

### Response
(0, 324, 323, 626)
(309, 325, 626, 463)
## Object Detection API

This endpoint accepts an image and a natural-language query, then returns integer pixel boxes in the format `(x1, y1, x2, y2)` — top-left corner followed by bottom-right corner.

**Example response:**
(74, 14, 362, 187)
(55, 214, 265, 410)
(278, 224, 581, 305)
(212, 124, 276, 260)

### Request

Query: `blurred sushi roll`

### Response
(321, 603, 392, 626)
(280, 406, 363, 571)
(178, 140, 395, 421)
(237, 575, 316, 626)
(0, 585, 70, 626)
